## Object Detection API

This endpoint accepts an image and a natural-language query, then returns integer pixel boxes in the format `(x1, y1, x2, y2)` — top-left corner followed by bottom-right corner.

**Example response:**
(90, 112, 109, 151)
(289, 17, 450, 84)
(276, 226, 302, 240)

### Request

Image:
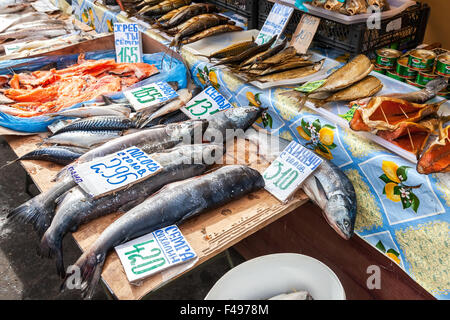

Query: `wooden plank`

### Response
(234, 201, 436, 300)
(4, 135, 309, 299)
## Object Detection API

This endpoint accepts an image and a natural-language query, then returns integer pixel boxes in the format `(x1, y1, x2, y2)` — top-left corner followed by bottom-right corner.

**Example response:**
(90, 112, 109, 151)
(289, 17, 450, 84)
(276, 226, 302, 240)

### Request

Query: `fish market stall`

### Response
(0, 0, 448, 301)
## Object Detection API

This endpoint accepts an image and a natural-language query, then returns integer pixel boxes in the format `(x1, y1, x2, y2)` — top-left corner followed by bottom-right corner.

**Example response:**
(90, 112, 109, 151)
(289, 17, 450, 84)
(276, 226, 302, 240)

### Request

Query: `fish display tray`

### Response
(184, 29, 341, 89)
(310, 71, 450, 164)
(258, 1, 430, 55)
(205, 0, 259, 29)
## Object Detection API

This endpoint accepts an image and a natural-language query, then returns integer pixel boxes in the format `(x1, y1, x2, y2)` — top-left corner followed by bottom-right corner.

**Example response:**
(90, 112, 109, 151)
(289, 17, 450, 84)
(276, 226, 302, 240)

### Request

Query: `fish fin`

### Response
(53, 165, 70, 182)
(38, 233, 65, 278)
(0, 159, 18, 170)
(7, 198, 54, 237)
(314, 176, 329, 201)
(61, 250, 105, 300)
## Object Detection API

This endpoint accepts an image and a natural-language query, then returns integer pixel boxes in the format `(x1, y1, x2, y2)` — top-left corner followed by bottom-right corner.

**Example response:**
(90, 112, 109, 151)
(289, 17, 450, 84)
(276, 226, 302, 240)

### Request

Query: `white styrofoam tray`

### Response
(184, 29, 341, 89)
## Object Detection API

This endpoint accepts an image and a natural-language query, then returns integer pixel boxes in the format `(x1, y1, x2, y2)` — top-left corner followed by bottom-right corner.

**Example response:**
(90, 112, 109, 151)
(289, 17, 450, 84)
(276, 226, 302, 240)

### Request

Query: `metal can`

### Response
(374, 65, 387, 75)
(416, 70, 438, 86)
(407, 79, 425, 89)
(408, 49, 436, 71)
(395, 57, 417, 79)
(435, 53, 450, 77)
(376, 48, 402, 68)
(387, 70, 405, 82)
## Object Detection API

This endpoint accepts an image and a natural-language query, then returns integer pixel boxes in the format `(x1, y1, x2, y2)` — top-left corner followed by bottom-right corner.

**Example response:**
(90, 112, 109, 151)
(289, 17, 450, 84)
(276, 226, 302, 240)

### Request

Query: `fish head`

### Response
(224, 106, 263, 129)
(324, 192, 356, 240)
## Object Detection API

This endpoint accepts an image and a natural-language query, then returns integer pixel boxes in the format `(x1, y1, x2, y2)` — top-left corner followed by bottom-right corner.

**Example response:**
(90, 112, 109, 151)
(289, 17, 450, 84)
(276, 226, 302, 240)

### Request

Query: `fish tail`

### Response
(53, 165, 70, 182)
(61, 250, 105, 300)
(426, 77, 448, 93)
(0, 159, 18, 170)
(7, 197, 54, 237)
(39, 232, 65, 278)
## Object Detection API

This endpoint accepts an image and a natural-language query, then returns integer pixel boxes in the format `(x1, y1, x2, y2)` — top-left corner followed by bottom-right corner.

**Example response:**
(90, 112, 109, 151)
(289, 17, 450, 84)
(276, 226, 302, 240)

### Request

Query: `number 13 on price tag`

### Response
(181, 86, 232, 119)
(263, 141, 322, 203)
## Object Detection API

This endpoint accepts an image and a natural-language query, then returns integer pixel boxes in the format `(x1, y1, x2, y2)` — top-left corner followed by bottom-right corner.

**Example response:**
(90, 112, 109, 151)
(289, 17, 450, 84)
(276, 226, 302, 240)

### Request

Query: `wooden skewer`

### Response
(406, 127, 415, 152)
(399, 105, 409, 119)
(380, 106, 389, 124)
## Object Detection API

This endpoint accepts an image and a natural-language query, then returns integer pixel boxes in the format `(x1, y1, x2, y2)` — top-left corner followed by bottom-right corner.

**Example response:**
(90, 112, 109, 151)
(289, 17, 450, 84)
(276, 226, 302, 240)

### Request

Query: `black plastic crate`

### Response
(206, 0, 259, 29)
(258, 0, 430, 55)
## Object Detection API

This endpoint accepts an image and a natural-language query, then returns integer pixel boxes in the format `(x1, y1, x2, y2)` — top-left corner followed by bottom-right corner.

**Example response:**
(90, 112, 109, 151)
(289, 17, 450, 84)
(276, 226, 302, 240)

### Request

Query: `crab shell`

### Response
(417, 125, 450, 174)
(349, 97, 443, 133)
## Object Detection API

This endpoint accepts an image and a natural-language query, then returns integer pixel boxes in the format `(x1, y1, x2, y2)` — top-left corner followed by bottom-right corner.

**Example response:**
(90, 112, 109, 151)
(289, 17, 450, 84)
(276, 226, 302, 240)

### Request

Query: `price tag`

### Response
(115, 225, 197, 283)
(256, 3, 294, 45)
(114, 23, 143, 63)
(4, 43, 24, 55)
(290, 14, 321, 54)
(68, 146, 163, 198)
(181, 86, 232, 119)
(263, 141, 322, 203)
(294, 79, 326, 93)
(124, 81, 178, 112)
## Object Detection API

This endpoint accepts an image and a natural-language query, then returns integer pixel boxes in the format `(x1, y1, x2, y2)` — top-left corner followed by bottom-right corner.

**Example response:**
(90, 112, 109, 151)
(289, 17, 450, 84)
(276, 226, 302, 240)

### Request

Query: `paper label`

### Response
(68, 146, 162, 198)
(4, 43, 24, 55)
(114, 23, 143, 63)
(295, 79, 326, 93)
(291, 14, 321, 54)
(115, 225, 197, 283)
(256, 3, 294, 45)
(47, 120, 71, 134)
(181, 86, 232, 119)
(124, 81, 178, 112)
(263, 141, 322, 202)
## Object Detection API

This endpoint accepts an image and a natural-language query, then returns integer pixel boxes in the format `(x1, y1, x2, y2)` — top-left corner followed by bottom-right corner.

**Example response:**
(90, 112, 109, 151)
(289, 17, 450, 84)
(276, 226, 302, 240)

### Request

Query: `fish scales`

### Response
(52, 116, 135, 134)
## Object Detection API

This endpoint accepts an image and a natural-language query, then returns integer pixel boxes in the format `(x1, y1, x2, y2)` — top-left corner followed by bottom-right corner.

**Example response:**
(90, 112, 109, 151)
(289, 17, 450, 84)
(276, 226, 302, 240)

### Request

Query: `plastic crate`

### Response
(206, 0, 259, 29)
(257, 0, 430, 55)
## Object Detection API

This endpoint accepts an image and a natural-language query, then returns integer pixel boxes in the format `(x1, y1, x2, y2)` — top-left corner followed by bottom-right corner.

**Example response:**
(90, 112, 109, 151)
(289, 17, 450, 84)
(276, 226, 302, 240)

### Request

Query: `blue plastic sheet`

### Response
(0, 50, 187, 132)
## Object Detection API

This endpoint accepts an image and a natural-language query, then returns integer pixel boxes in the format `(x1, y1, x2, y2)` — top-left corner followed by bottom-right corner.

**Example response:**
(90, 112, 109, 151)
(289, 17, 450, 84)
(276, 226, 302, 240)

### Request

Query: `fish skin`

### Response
(161, 3, 217, 29)
(383, 77, 448, 104)
(40, 143, 223, 277)
(47, 105, 132, 118)
(244, 128, 357, 240)
(52, 116, 134, 135)
(314, 54, 374, 93)
(323, 75, 383, 102)
(256, 58, 314, 76)
(258, 46, 298, 66)
(238, 38, 287, 68)
(62, 164, 264, 299)
(17, 146, 84, 165)
(199, 40, 256, 60)
(142, 109, 189, 127)
(256, 59, 324, 82)
(140, 0, 192, 17)
(180, 24, 242, 45)
(204, 106, 263, 143)
(43, 130, 123, 149)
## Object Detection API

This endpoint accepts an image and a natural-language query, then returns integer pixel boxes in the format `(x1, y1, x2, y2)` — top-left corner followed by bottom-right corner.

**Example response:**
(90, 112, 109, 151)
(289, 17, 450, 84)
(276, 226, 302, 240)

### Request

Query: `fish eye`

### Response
(344, 220, 349, 228)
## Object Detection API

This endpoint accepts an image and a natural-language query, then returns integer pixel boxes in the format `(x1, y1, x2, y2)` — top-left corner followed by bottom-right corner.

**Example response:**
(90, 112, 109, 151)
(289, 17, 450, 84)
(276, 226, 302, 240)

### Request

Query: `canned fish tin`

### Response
(408, 49, 436, 71)
(374, 65, 387, 75)
(416, 71, 438, 86)
(407, 79, 425, 89)
(435, 53, 450, 77)
(387, 70, 405, 82)
(376, 48, 402, 68)
(396, 57, 417, 78)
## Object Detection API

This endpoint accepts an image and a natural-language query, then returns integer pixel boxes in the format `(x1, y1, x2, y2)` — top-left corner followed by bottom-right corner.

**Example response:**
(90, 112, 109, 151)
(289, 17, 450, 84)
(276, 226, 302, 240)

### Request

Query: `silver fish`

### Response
(244, 128, 357, 239)
(11, 146, 84, 166)
(43, 130, 123, 149)
(61, 165, 264, 299)
(40, 143, 223, 277)
(383, 77, 448, 104)
(48, 105, 132, 118)
(52, 116, 134, 135)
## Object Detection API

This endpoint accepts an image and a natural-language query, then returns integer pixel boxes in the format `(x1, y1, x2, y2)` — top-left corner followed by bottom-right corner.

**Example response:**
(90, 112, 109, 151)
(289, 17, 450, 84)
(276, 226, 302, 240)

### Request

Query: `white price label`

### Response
(124, 81, 178, 112)
(4, 43, 24, 55)
(114, 23, 143, 63)
(263, 141, 322, 203)
(68, 146, 163, 198)
(256, 3, 294, 45)
(181, 86, 232, 119)
(115, 225, 197, 283)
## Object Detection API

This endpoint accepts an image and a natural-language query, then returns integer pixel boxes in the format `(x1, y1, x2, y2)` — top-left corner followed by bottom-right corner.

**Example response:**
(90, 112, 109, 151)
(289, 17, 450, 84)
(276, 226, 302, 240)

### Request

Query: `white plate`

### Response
(184, 29, 340, 89)
(205, 253, 345, 300)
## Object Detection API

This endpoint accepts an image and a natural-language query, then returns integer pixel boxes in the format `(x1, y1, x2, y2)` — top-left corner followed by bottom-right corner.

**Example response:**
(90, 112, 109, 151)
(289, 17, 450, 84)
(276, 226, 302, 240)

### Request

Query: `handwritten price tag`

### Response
(181, 86, 232, 119)
(124, 81, 178, 112)
(68, 146, 162, 198)
(263, 141, 322, 203)
(115, 225, 197, 283)
(291, 14, 321, 54)
(114, 23, 143, 63)
(256, 3, 294, 45)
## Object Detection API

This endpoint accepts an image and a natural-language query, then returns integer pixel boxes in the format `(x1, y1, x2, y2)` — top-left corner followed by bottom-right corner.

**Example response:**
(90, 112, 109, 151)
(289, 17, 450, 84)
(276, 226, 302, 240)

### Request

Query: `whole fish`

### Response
(256, 59, 325, 82)
(52, 116, 134, 135)
(62, 164, 264, 299)
(40, 143, 223, 277)
(161, 3, 217, 29)
(213, 36, 277, 66)
(0, 12, 48, 33)
(197, 39, 257, 60)
(9, 146, 84, 166)
(258, 46, 299, 65)
(204, 106, 263, 143)
(314, 54, 373, 93)
(244, 128, 357, 240)
(142, 109, 189, 127)
(42, 130, 123, 149)
(255, 58, 314, 76)
(0, 3, 29, 14)
(0, 26, 69, 42)
(137, 88, 192, 127)
(136, 0, 164, 9)
(383, 77, 448, 104)
(155, 5, 188, 23)
(181, 24, 243, 45)
(139, 0, 192, 16)
(47, 105, 132, 118)
(238, 38, 287, 68)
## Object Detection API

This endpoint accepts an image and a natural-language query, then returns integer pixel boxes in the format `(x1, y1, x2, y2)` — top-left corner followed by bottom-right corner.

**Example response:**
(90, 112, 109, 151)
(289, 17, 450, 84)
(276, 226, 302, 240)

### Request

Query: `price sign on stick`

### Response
(256, 3, 294, 45)
(68, 146, 163, 198)
(263, 141, 322, 203)
(115, 225, 197, 283)
(181, 86, 232, 119)
(114, 23, 143, 63)
(291, 14, 321, 54)
(124, 81, 178, 112)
